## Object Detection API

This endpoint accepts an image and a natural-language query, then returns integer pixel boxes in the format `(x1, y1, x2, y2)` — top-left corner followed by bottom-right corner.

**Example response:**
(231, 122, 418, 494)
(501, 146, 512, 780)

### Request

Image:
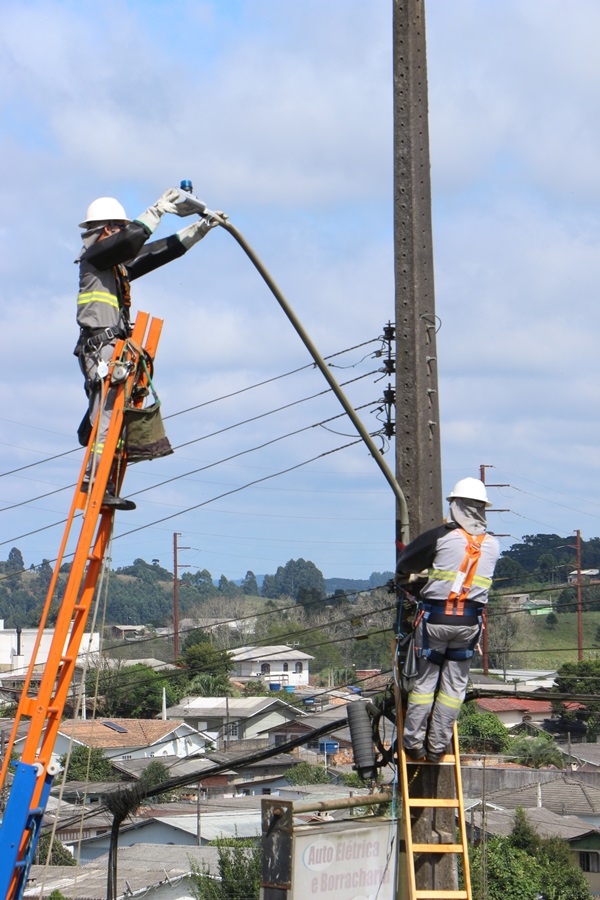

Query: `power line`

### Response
(0, 339, 380, 480)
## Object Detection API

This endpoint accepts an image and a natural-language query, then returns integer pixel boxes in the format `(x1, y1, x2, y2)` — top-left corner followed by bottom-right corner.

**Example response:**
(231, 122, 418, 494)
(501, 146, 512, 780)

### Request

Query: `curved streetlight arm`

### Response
(211, 214, 410, 543)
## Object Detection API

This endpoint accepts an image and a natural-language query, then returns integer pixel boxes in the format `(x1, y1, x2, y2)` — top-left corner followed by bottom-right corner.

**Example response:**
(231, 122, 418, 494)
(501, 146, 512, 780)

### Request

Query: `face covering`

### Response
(449, 499, 487, 536)
(74, 226, 105, 262)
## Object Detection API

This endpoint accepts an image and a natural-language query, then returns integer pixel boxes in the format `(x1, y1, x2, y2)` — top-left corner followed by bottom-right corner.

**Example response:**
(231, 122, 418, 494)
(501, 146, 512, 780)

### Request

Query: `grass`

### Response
(503, 610, 600, 670)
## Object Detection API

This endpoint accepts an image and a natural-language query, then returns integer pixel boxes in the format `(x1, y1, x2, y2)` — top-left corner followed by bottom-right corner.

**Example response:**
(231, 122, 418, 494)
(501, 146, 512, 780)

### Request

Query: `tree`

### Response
(458, 703, 510, 754)
(139, 759, 174, 802)
(218, 574, 239, 597)
(509, 734, 564, 769)
(552, 658, 600, 740)
(546, 611, 558, 628)
(189, 838, 261, 900)
(180, 568, 219, 599)
(261, 559, 326, 601)
(89, 660, 181, 718)
(178, 643, 234, 681)
(38, 558, 53, 592)
(468, 807, 592, 900)
(189, 673, 232, 697)
(493, 555, 528, 584)
(61, 745, 113, 782)
(36, 835, 77, 867)
(285, 762, 331, 785)
(6, 547, 24, 575)
(241, 571, 259, 595)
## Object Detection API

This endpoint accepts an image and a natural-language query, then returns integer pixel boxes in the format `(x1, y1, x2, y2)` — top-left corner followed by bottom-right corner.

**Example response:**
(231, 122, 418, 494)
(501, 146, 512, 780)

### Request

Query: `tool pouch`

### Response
(124, 398, 173, 462)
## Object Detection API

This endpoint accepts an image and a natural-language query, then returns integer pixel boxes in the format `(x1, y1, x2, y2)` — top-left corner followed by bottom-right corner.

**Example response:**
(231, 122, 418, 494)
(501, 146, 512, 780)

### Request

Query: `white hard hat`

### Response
(79, 197, 131, 228)
(446, 477, 491, 507)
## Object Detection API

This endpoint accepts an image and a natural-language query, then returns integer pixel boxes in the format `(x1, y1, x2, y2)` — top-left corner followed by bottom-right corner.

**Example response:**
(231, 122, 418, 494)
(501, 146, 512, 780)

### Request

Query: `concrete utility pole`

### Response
(393, 0, 442, 544)
(393, 0, 455, 895)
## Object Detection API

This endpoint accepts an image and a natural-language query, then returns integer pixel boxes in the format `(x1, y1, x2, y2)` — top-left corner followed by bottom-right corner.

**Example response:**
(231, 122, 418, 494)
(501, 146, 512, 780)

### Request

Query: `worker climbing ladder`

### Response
(398, 711, 472, 900)
(0, 312, 164, 900)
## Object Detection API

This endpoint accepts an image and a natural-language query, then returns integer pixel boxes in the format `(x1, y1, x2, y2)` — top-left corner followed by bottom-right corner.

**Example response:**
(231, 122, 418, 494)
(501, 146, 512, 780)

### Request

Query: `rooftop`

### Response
(230, 644, 314, 662)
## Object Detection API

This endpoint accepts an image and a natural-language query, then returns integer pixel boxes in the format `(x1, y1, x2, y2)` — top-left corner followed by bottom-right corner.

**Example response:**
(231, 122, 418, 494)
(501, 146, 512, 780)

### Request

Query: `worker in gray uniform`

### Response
(397, 478, 500, 762)
(74, 188, 217, 510)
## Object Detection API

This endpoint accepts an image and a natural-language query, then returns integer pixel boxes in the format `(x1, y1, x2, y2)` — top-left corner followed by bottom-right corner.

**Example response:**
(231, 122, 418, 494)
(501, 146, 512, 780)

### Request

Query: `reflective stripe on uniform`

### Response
(427, 568, 492, 589)
(407, 691, 435, 705)
(77, 291, 119, 309)
(437, 690, 463, 710)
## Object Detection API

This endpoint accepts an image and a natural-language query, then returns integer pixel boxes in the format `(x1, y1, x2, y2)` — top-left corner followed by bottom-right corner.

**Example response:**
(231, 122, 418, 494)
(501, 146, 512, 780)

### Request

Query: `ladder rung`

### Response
(415, 892, 468, 899)
(409, 798, 459, 808)
(412, 843, 464, 854)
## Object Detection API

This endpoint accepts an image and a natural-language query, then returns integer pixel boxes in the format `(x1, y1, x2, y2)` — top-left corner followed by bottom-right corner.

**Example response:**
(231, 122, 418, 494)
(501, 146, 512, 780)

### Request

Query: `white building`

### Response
(230, 644, 313, 687)
(0, 619, 100, 677)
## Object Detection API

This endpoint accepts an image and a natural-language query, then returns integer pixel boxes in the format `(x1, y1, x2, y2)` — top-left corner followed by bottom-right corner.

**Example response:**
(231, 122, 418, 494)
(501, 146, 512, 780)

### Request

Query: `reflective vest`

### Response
(420, 528, 497, 608)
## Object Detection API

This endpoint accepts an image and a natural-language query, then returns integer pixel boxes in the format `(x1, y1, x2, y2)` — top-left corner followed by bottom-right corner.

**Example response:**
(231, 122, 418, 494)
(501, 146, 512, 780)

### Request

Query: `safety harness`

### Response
(416, 530, 487, 666)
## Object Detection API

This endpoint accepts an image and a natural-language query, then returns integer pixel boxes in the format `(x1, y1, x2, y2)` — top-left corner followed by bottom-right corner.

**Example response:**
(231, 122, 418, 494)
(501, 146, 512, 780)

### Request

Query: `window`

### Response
(261, 663, 271, 676)
(295, 662, 303, 674)
(225, 722, 239, 738)
(282, 662, 289, 672)
(579, 851, 600, 872)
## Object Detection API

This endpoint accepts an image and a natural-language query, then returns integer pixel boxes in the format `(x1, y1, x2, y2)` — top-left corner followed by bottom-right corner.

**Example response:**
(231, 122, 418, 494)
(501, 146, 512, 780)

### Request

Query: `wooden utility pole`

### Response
(393, 0, 455, 895)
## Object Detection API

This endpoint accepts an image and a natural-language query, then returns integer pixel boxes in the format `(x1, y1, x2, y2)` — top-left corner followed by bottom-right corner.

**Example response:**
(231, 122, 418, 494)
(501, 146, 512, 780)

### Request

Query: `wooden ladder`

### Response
(399, 721, 472, 900)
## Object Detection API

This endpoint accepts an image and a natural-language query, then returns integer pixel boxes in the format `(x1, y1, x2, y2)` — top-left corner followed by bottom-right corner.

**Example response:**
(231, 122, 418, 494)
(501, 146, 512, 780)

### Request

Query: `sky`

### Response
(1, 0, 600, 583)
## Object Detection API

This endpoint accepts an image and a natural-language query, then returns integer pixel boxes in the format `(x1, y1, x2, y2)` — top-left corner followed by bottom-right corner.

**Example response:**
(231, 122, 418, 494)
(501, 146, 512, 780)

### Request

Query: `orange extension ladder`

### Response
(0, 312, 163, 900)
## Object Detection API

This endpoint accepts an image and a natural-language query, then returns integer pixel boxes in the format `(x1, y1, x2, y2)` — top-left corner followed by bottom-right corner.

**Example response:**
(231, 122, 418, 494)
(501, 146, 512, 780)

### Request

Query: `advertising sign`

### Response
(292, 818, 395, 900)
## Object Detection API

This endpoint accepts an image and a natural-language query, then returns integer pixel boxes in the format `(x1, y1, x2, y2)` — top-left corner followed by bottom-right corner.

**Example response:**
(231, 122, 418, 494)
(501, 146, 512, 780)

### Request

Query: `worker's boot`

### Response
(81, 481, 136, 511)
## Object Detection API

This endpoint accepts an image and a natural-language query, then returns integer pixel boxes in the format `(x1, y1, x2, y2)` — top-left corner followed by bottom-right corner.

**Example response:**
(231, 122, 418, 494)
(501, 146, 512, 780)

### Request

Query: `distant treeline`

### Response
(0, 547, 393, 629)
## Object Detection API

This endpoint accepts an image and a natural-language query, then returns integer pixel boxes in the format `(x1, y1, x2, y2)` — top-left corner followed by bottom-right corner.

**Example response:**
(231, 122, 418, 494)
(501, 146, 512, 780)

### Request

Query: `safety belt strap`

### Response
(444, 530, 487, 617)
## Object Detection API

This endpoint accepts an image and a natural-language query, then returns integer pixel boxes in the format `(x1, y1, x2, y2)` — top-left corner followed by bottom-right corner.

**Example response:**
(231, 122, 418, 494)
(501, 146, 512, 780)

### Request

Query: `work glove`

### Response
(135, 188, 182, 234)
(176, 215, 223, 249)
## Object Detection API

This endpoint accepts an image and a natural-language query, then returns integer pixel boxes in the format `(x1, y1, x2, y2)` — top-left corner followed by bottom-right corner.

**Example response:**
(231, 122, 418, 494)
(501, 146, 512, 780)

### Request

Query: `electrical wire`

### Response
(0, 338, 380, 480)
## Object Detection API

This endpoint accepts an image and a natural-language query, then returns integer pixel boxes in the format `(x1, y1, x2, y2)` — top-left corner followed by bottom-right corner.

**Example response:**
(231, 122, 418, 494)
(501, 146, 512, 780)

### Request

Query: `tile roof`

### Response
(486, 775, 600, 815)
(58, 718, 190, 749)
(166, 696, 301, 718)
(476, 698, 553, 713)
(24, 845, 221, 900)
(469, 806, 599, 840)
(230, 644, 314, 662)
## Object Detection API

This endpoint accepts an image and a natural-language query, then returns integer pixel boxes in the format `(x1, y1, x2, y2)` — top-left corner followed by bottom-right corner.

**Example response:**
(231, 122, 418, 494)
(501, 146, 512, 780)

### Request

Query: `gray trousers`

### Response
(403, 621, 480, 755)
(78, 342, 118, 479)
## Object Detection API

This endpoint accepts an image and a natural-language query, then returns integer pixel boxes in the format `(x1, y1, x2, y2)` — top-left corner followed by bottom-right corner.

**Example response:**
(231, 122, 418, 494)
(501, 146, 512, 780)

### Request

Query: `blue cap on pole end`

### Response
(180, 179, 193, 193)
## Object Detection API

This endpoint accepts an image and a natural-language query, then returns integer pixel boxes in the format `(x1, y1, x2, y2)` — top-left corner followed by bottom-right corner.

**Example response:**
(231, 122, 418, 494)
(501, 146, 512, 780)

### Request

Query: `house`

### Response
(474, 697, 554, 729)
(229, 644, 314, 687)
(568, 569, 600, 584)
(51, 718, 209, 766)
(268, 707, 352, 764)
(73, 808, 263, 862)
(165, 696, 304, 748)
